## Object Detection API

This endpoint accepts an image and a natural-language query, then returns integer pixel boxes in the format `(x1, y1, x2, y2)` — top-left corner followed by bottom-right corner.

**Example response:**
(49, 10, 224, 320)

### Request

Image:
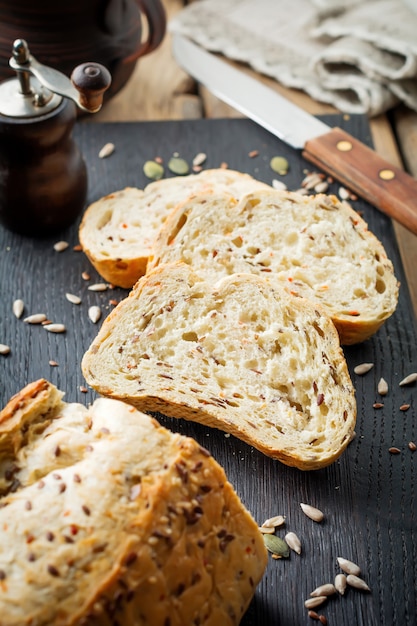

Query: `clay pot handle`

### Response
(124, 0, 167, 63)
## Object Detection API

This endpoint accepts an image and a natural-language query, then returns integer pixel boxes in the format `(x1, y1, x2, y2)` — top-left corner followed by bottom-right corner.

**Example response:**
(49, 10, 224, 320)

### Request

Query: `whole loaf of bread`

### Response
(0, 379, 267, 626)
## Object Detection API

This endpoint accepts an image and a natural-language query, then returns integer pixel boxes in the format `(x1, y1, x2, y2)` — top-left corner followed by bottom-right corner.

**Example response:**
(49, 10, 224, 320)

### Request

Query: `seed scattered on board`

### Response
(336, 557, 361, 576)
(353, 362, 374, 375)
(300, 502, 324, 522)
(88, 283, 108, 292)
(12, 299, 24, 318)
(24, 314, 47, 324)
(88, 306, 102, 324)
(0, 344, 11, 355)
(399, 372, 417, 386)
(65, 293, 81, 305)
(377, 377, 388, 395)
(284, 531, 302, 555)
(53, 241, 69, 252)
(43, 324, 66, 333)
(98, 142, 115, 159)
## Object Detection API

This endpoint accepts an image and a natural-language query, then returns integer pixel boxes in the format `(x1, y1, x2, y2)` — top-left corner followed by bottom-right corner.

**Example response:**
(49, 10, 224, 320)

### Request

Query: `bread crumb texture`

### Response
(0, 379, 266, 625)
(148, 189, 399, 344)
(78, 170, 271, 289)
(82, 262, 357, 470)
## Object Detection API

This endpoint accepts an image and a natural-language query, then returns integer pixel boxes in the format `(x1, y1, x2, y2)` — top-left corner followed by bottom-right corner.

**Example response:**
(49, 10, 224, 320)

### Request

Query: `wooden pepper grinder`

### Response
(0, 39, 111, 236)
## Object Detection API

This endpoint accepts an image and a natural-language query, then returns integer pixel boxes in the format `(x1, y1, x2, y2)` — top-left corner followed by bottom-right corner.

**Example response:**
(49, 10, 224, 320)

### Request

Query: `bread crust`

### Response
(0, 380, 267, 625)
(82, 262, 357, 470)
(147, 189, 399, 344)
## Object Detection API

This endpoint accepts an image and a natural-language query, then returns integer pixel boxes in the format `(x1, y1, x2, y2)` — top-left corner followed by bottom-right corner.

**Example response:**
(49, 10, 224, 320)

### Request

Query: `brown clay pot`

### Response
(0, 0, 166, 101)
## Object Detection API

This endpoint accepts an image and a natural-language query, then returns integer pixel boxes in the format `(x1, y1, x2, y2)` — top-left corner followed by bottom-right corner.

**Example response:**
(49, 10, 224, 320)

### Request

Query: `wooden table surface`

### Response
(92, 0, 417, 323)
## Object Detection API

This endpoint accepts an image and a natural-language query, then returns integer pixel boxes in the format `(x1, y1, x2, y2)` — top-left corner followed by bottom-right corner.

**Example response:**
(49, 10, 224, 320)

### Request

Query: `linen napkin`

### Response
(169, 0, 417, 116)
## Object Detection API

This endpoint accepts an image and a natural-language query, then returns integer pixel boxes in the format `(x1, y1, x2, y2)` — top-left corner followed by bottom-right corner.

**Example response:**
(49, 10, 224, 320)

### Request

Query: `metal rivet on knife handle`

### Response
(336, 140, 353, 152)
(379, 169, 395, 181)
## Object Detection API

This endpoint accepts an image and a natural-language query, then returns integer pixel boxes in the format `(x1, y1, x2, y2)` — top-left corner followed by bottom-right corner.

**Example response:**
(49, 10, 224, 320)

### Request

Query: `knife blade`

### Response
(172, 33, 417, 235)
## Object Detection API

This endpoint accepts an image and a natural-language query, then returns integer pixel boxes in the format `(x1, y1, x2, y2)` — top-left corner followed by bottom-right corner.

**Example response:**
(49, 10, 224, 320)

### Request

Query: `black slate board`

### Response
(0, 116, 416, 626)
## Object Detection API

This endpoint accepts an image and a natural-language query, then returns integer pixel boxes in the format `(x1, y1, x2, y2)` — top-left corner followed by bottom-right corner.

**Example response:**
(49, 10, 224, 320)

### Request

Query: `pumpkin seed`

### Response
(263, 534, 290, 558)
(337, 557, 361, 576)
(168, 156, 190, 176)
(98, 142, 115, 158)
(270, 156, 289, 175)
(399, 372, 417, 386)
(143, 160, 164, 180)
(12, 299, 24, 318)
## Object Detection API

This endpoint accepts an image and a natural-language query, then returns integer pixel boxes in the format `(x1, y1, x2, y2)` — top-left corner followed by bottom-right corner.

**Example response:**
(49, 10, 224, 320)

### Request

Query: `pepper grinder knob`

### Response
(71, 63, 112, 113)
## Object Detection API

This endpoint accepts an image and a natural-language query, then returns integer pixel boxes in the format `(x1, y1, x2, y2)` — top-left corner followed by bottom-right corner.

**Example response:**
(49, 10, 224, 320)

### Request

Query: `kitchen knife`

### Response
(172, 33, 417, 235)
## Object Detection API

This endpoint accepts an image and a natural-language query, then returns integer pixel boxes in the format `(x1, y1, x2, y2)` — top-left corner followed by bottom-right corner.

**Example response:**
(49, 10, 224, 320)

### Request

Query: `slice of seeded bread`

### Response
(0, 379, 267, 625)
(147, 188, 399, 344)
(82, 262, 356, 470)
(78, 170, 271, 288)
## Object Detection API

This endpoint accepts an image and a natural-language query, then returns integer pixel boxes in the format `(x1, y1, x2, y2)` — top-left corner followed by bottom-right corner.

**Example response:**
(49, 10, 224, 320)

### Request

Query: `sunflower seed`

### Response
(335, 573, 347, 595)
(310, 584, 336, 597)
(88, 283, 108, 292)
(284, 531, 301, 554)
(304, 596, 327, 609)
(377, 377, 388, 395)
(262, 515, 286, 528)
(13, 299, 24, 318)
(98, 142, 115, 158)
(337, 557, 361, 576)
(53, 241, 69, 252)
(81, 271, 91, 281)
(346, 574, 371, 592)
(258, 526, 275, 534)
(399, 372, 417, 386)
(24, 314, 47, 324)
(193, 152, 207, 167)
(263, 534, 290, 558)
(44, 324, 66, 333)
(65, 293, 81, 305)
(88, 306, 102, 324)
(338, 186, 350, 200)
(300, 502, 324, 522)
(0, 344, 11, 355)
(271, 179, 287, 191)
(314, 181, 329, 193)
(302, 172, 322, 189)
(354, 362, 374, 375)
(408, 441, 416, 451)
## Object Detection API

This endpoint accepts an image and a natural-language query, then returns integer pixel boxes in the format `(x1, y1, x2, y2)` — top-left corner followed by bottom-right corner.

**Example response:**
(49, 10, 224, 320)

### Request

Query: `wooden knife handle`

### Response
(303, 127, 417, 235)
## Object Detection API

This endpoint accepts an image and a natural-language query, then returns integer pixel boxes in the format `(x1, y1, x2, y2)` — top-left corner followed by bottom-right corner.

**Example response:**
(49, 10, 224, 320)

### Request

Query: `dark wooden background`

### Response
(1, 116, 416, 625)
